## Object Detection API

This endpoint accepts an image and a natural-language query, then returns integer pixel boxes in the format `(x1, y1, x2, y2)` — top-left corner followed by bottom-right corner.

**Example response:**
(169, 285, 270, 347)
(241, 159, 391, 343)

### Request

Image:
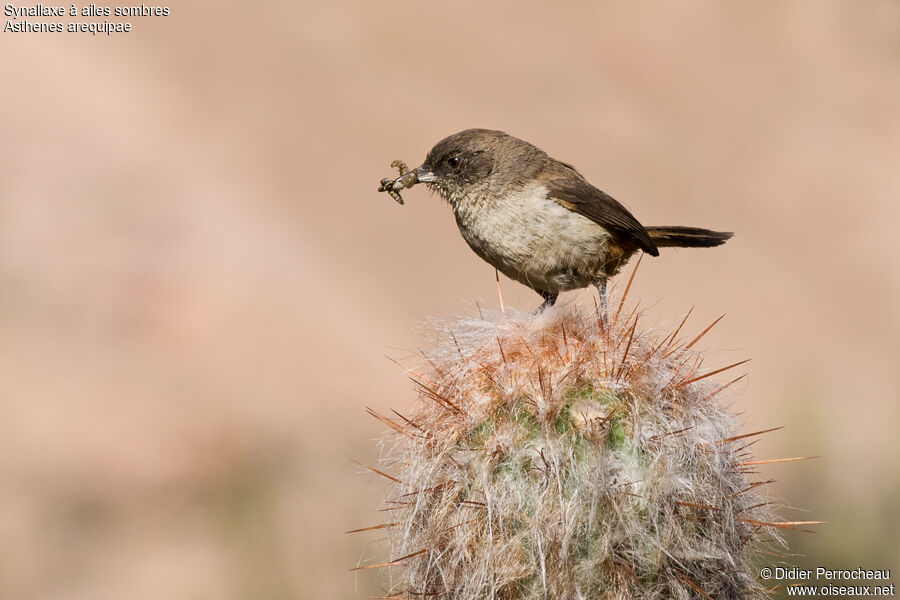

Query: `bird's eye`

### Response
(447, 156, 461, 169)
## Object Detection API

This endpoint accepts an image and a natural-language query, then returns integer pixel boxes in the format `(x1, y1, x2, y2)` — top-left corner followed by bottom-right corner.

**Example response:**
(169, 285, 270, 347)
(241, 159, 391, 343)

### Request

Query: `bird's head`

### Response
(409, 129, 547, 204)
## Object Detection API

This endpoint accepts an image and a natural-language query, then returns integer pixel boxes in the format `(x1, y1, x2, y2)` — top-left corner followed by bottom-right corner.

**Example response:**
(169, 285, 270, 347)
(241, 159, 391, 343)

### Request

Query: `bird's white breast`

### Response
(450, 182, 611, 292)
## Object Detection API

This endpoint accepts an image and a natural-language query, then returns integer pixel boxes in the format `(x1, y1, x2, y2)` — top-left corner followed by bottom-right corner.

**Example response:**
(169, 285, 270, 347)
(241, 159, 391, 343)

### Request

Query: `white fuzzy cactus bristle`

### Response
(362, 302, 792, 600)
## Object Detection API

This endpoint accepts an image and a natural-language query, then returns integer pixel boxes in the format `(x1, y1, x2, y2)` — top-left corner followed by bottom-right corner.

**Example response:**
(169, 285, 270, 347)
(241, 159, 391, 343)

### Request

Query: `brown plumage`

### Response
(384, 128, 732, 316)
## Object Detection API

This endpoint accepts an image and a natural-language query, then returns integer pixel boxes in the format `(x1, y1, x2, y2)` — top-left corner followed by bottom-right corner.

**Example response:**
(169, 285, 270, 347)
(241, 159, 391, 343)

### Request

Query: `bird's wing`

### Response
(544, 176, 659, 256)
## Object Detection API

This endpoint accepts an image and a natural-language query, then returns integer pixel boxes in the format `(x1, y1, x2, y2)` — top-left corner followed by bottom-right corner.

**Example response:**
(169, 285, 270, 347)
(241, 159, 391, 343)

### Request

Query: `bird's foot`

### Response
(596, 280, 608, 330)
(534, 291, 559, 315)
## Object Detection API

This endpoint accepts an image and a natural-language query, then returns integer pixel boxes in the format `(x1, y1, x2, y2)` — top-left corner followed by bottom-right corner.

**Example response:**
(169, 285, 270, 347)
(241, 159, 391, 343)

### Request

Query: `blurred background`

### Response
(1, 1, 898, 598)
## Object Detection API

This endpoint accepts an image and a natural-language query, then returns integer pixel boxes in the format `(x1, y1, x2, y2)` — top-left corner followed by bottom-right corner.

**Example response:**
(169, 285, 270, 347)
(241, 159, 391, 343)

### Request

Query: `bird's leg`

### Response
(535, 290, 558, 314)
(596, 279, 608, 328)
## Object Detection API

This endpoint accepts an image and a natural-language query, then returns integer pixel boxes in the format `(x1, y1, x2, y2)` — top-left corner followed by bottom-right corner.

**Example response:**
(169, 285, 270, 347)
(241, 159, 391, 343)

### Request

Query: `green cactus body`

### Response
(370, 305, 787, 599)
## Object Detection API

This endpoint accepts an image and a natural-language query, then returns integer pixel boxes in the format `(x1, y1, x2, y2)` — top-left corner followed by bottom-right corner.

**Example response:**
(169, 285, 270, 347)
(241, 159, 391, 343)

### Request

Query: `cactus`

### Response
(358, 295, 811, 599)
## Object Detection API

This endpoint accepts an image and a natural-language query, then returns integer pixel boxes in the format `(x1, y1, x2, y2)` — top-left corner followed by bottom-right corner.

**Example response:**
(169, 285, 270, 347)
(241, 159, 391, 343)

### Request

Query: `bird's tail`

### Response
(645, 226, 733, 248)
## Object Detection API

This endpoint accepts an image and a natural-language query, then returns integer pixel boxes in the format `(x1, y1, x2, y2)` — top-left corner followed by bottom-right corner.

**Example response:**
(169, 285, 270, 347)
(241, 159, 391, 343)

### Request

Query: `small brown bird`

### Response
(380, 129, 732, 317)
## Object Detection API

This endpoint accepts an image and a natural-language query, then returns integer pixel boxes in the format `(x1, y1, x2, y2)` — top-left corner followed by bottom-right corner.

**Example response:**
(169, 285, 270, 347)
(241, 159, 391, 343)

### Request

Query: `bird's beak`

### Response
(379, 164, 435, 205)
(390, 166, 434, 192)
(413, 166, 435, 183)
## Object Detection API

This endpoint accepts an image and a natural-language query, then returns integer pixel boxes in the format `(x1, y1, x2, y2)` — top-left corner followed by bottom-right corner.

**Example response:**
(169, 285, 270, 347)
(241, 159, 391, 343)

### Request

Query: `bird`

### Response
(380, 128, 732, 320)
